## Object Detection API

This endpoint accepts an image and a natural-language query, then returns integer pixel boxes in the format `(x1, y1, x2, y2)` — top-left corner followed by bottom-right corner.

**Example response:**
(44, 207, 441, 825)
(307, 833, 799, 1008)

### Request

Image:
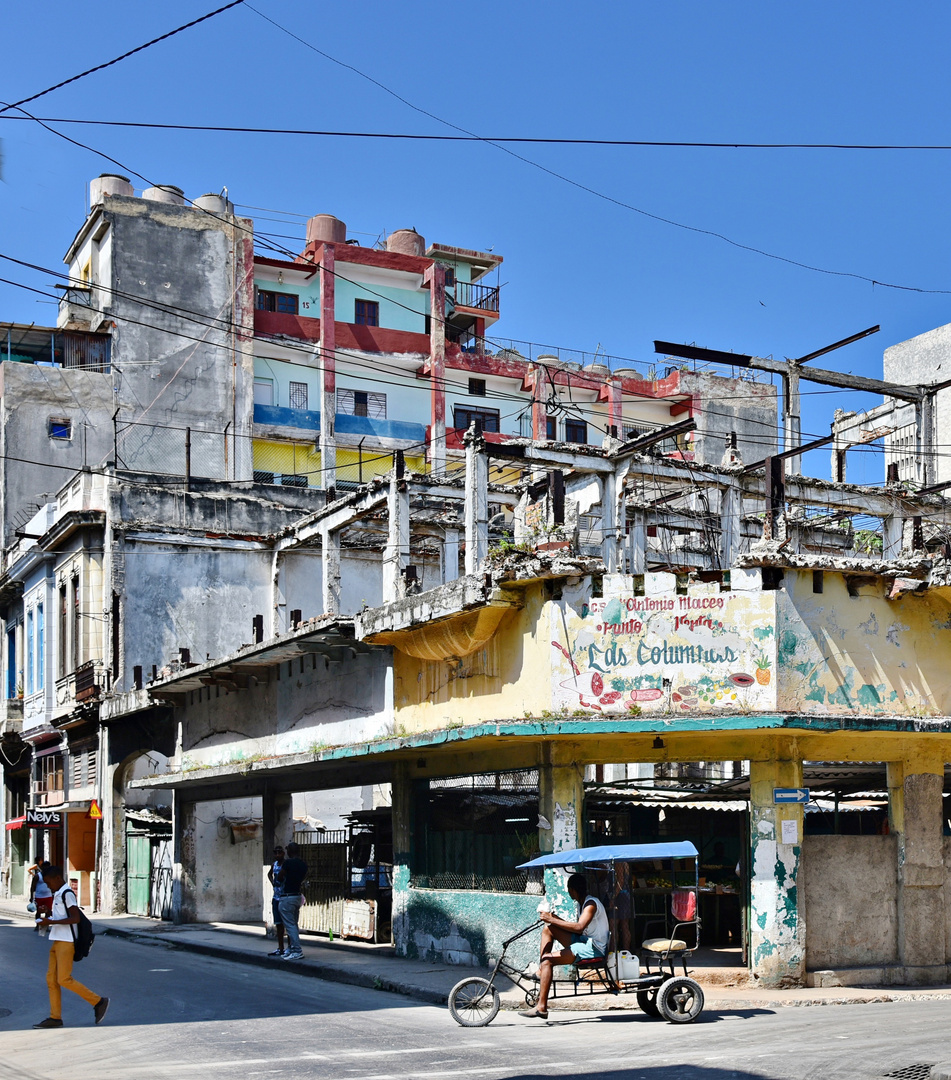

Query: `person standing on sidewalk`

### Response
(266, 845, 286, 957)
(29, 862, 54, 929)
(277, 842, 307, 961)
(32, 866, 109, 1029)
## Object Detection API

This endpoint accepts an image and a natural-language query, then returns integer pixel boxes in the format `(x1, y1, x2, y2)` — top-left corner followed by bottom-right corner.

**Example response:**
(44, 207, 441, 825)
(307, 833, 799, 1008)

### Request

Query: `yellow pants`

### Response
(46, 940, 100, 1019)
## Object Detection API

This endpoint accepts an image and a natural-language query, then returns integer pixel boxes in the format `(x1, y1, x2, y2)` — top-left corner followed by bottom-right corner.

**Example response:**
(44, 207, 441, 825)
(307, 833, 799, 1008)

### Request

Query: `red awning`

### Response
(4, 815, 26, 831)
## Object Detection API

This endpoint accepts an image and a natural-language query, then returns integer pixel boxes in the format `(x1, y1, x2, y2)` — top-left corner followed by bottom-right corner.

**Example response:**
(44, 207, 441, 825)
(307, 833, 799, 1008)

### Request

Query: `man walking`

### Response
(32, 866, 109, 1029)
(277, 842, 307, 961)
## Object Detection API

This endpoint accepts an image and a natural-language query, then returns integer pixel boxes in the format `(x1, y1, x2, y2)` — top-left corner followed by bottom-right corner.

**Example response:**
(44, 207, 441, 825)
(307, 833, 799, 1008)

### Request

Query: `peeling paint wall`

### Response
(802, 835, 898, 969)
(777, 571, 951, 716)
(192, 796, 263, 922)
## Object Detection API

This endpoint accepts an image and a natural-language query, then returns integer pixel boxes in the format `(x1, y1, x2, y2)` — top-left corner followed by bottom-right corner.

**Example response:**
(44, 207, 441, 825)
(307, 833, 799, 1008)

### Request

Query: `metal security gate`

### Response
(297, 829, 348, 937)
(150, 837, 173, 920)
(127, 833, 150, 916)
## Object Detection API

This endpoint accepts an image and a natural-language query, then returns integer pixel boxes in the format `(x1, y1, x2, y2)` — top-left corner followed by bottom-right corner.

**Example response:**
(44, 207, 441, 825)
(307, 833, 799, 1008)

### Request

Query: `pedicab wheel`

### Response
(656, 977, 704, 1024)
(523, 987, 540, 1009)
(448, 977, 501, 1027)
(635, 988, 661, 1018)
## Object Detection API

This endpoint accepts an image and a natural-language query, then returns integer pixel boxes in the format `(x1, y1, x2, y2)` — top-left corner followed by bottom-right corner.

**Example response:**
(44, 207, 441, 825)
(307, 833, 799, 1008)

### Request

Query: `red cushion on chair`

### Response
(672, 889, 697, 922)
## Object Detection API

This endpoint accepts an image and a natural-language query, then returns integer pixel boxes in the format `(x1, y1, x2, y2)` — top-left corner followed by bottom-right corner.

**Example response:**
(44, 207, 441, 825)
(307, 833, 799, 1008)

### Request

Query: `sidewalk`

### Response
(5, 901, 951, 1013)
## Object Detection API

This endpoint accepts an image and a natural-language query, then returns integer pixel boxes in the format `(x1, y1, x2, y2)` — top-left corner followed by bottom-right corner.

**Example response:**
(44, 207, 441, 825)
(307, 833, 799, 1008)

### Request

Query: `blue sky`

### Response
(3, 1, 951, 482)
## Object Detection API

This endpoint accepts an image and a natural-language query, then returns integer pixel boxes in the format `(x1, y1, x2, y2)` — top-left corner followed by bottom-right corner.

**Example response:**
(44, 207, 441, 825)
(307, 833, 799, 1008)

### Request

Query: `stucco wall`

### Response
(193, 796, 263, 922)
(801, 834, 897, 969)
(778, 571, 951, 716)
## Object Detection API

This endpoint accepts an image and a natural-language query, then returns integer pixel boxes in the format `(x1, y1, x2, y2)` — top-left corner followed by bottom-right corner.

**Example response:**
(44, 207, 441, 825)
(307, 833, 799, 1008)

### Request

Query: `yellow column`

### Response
(749, 744, 805, 987)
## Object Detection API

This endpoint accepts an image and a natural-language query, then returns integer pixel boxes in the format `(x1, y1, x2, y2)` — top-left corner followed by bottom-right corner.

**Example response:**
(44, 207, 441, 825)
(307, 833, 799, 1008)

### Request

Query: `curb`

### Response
(99, 926, 449, 1007)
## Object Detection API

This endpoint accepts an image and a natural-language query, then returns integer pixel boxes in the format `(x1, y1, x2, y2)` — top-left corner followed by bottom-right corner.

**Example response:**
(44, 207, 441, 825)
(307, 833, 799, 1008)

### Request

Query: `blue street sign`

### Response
(774, 788, 809, 804)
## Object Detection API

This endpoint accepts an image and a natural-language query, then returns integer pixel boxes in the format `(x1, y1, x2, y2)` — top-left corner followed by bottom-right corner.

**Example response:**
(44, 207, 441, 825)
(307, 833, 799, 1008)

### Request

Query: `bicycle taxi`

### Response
(448, 841, 705, 1026)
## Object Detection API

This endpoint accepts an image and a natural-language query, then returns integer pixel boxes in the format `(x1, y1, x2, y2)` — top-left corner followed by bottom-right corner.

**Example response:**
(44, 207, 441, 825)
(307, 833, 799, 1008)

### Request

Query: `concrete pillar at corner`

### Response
(426, 263, 447, 475)
(539, 750, 584, 910)
(172, 791, 197, 925)
(261, 791, 293, 927)
(318, 243, 337, 489)
(888, 756, 947, 983)
(464, 432, 488, 574)
(749, 750, 805, 987)
(390, 762, 413, 957)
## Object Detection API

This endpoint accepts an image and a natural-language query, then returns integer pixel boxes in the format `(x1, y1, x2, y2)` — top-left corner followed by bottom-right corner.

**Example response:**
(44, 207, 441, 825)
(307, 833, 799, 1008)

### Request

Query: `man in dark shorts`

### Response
(277, 842, 307, 960)
(267, 846, 286, 957)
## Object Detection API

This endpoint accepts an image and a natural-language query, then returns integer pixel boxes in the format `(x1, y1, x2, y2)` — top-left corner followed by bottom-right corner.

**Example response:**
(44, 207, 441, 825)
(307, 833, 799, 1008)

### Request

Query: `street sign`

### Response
(88, 800, 102, 820)
(25, 808, 63, 828)
(773, 788, 809, 804)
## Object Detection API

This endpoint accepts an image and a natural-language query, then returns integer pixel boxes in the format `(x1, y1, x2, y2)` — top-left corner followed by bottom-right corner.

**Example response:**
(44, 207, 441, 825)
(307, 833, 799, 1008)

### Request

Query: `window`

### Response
(6, 627, 16, 699)
(623, 425, 649, 441)
(411, 769, 540, 893)
(26, 611, 34, 696)
(253, 470, 275, 484)
(58, 584, 67, 679)
(48, 418, 71, 440)
(70, 744, 97, 788)
(336, 389, 386, 418)
(444, 267, 455, 286)
(289, 382, 309, 411)
(565, 418, 588, 444)
(71, 577, 80, 671)
(35, 753, 64, 806)
(546, 416, 558, 440)
(453, 406, 500, 433)
(281, 474, 307, 488)
(36, 604, 44, 692)
(256, 290, 299, 315)
(354, 299, 379, 326)
(468, 378, 486, 397)
(253, 378, 274, 406)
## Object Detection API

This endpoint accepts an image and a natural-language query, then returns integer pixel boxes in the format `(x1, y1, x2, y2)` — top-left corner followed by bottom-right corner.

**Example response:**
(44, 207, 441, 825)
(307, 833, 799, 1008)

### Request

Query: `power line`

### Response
(0, 1, 246, 117)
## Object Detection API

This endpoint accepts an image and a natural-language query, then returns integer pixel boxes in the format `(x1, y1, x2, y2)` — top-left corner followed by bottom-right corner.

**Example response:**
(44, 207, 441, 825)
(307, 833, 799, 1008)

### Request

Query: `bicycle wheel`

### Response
(636, 987, 661, 1017)
(657, 977, 704, 1023)
(448, 977, 501, 1027)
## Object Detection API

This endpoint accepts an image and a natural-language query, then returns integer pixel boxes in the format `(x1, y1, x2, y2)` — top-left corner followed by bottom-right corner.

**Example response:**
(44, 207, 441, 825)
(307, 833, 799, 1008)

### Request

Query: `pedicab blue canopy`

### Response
(517, 841, 698, 870)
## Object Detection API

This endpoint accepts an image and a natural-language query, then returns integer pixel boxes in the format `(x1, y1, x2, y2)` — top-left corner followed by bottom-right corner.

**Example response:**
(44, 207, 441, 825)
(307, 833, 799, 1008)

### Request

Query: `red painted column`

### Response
(319, 243, 336, 489)
(428, 264, 447, 474)
(532, 364, 547, 440)
(608, 376, 622, 438)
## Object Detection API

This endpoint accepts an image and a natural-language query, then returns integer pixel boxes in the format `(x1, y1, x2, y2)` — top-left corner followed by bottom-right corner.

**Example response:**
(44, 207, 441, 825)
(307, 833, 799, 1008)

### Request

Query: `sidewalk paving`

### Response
(5, 901, 951, 1014)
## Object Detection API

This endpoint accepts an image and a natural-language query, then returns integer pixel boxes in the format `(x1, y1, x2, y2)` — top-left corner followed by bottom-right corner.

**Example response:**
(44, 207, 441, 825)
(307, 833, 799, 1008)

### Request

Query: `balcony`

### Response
(74, 661, 101, 704)
(1, 324, 111, 372)
(451, 281, 500, 314)
(253, 404, 427, 443)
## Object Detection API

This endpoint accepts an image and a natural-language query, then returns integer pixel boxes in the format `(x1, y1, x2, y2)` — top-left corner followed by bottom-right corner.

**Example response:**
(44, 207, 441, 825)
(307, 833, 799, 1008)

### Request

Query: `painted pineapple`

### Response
(755, 654, 772, 685)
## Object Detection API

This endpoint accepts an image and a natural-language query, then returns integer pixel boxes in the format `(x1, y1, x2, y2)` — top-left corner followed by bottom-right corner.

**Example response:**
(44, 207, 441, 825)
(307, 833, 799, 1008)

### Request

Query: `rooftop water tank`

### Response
(306, 214, 347, 244)
(193, 193, 234, 217)
(142, 185, 185, 206)
(385, 229, 426, 257)
(90, 174, 134, 205)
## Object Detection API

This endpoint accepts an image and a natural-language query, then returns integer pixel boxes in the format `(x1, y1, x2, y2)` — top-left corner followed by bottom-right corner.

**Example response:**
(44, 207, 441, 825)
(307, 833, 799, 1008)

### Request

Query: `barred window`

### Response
(289, 381, 309, 410)
(410, 769, 541, 893)
(336, 389, 386, 419)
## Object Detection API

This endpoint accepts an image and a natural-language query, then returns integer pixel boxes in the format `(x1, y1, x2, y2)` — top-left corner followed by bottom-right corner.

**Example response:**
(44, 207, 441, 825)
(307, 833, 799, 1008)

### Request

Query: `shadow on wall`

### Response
(402, 894, 489, 967)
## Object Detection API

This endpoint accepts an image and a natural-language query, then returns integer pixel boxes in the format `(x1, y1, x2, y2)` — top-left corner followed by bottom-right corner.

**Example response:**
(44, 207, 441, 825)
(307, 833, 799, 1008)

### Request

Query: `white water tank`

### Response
(385, 229, 425, 257)
(142, 185, 186, 206)
(90, 174, 134, 205)
(306, 214, 347, 244)
(193, 192, 234, 216)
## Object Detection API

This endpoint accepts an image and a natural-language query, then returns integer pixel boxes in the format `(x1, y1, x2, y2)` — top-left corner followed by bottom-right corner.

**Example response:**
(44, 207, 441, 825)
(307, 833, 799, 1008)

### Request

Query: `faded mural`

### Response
(550, 580, 776, 714)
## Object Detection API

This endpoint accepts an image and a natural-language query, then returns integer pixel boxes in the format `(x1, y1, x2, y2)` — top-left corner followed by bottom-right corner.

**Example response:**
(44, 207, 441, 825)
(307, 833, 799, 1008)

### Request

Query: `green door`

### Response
(9, 831, 27, 895)
(127, 833, 150, 915)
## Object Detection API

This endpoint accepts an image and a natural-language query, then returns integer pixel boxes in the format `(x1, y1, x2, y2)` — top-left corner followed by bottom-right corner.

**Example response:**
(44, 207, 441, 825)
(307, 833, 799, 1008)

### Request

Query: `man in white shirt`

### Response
(519, 872, 610, 1020)
(32, 866, 109, 1029)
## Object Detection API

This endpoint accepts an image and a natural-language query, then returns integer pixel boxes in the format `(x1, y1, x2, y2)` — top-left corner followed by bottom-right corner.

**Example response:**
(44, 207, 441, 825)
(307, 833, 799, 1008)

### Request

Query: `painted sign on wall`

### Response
(550, 576, 776, 714)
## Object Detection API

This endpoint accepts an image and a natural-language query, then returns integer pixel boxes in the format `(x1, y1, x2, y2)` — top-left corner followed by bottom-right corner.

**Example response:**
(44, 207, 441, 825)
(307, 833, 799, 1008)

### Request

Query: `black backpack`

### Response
(64, 889, 95, 962)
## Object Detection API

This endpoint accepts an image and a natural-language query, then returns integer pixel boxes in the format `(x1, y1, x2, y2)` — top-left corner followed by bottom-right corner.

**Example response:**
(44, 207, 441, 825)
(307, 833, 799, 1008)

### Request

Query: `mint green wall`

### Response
(254, 356, 320, 409)
(253, 279, 320, 315)
(333, 279, 429, 334)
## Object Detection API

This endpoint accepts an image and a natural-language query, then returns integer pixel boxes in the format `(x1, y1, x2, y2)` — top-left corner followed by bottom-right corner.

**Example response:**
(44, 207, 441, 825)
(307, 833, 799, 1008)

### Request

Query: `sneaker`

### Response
(267, 948, 285, 957)
(33, 1018, 63, 1029)
(281, 950, 304, 961)
(93, 997, 110, 1025)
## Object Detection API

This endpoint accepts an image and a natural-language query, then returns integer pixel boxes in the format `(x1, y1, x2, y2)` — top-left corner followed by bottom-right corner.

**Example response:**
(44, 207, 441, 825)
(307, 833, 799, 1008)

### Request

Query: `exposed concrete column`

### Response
(721, 480, 743, 568)
(320, 525, 341, 616)
(601, 472, 618, 572)
(749, 747, 805, 987)
(628, 509, 646, 575)
(783, 366, 802, 476)
(539, 748, 584, 910)
(531, 365, 548, 440)
(382, 468, 409, 604)
(427, 264, 447, 475)
(261, 789, 293, 929)
(172, 791, 197, 925)
(464, 432, 488, 574)
(318, 245, 337, 489)
(443, 528, 460, 584)
(271, 549, 287, 635)
(607, 377, 623, 437)
(882, 515, 903, 559)
(390, 761, 413, 957)
(887, 755, 947, 982)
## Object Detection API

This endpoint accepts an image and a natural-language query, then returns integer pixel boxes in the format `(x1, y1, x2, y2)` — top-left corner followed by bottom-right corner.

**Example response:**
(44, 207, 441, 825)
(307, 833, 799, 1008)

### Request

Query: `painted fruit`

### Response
(755, 669, 771, 685)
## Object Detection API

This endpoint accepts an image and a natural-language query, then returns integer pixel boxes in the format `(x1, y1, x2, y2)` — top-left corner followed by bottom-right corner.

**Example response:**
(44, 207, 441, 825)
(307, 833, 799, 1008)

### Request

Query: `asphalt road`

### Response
(0, 915, 948, 1080)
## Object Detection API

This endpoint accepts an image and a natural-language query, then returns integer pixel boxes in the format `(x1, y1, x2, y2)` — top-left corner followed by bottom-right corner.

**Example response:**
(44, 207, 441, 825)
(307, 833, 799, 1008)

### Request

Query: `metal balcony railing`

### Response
(452, 281, 500, 313)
